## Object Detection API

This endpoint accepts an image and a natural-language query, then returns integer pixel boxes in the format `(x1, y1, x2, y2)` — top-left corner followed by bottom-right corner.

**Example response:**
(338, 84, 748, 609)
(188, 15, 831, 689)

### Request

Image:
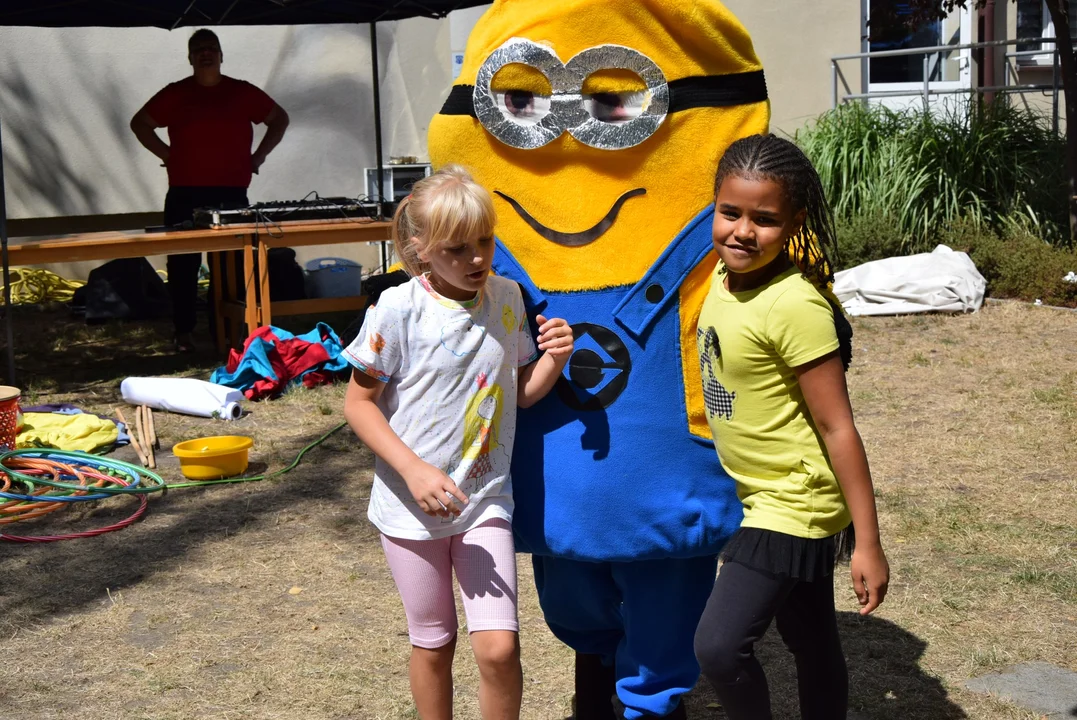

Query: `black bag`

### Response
(72, 258, 171, 323)
(266, 247, 306, 301)
(339, 269, 409, 346)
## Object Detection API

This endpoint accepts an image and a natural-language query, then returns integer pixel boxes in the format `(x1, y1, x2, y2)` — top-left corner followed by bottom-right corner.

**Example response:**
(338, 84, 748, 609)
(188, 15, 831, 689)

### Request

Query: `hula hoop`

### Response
(0, 459, 118, 502)
(0, 471, 149, 543)
(0, 450, 163, 496)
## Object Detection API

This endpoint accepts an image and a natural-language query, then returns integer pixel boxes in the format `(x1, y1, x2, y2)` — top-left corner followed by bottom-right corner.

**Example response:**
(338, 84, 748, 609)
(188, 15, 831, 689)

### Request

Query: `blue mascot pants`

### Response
(533, 554, 719, 719)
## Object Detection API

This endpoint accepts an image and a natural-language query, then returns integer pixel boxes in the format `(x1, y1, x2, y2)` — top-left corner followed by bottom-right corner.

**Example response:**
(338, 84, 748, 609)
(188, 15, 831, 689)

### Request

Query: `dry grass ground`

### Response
(0, 300, 1073, 720)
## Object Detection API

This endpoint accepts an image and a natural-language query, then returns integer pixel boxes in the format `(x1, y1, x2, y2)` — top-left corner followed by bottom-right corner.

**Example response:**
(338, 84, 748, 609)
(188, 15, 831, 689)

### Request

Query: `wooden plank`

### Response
(5, 221, 389, 267)
(243, 237, 258, 339)
(7, 229, 250, 266)
(269, 296, 368, 317)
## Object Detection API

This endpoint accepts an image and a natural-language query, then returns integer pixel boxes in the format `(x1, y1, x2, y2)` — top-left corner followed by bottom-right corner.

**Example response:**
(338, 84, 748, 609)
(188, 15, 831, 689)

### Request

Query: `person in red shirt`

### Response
(131, 28, 290, 352)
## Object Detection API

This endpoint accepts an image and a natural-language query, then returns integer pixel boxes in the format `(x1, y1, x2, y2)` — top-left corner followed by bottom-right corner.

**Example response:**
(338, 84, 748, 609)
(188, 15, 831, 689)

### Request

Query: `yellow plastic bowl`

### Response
(172, 435, 253, 480)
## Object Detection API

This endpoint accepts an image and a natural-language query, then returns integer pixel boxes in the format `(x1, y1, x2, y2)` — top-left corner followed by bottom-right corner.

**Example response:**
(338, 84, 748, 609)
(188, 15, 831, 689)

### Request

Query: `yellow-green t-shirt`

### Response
(697, 265, 851, 538)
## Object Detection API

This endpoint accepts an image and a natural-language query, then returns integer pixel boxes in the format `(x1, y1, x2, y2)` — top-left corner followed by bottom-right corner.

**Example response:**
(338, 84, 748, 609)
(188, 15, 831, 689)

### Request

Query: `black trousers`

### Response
(693, 560, 848, 720)
(163, 186, 248, 336)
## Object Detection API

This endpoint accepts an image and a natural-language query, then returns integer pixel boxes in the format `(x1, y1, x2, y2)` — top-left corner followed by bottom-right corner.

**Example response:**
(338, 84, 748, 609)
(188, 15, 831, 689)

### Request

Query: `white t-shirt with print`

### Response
(343, 274, 539, 540)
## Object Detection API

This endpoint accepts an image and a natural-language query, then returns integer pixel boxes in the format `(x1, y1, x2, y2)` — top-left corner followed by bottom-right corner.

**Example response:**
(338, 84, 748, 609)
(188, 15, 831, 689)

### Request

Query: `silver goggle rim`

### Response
(472, 38, 669, 151)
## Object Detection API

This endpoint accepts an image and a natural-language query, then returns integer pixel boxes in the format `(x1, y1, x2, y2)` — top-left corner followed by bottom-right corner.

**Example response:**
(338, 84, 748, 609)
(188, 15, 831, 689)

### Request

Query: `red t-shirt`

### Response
(145, 75, 275, 188)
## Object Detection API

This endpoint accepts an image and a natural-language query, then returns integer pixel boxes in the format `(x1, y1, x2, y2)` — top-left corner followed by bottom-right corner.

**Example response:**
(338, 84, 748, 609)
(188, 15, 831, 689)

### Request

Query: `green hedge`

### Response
(797, 99, 1069, 252)
(948, 223, 1077, 308)
(801, 99, 1076, 307)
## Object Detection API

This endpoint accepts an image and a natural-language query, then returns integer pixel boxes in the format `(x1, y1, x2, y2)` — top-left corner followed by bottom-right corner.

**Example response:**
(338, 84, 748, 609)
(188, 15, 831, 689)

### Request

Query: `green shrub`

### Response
(941, 220, 1077, 307)
(834, 213, 908, 270)
(796, 99, 1069, 250)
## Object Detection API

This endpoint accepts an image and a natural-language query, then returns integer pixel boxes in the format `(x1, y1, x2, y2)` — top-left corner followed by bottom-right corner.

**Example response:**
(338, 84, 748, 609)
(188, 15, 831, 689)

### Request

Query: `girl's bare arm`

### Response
(795, 352, 890, 614)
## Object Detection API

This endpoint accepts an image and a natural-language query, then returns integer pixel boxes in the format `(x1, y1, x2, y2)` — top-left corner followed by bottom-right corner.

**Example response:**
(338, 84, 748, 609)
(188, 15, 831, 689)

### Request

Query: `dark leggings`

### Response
(693, 560, 848, 720)
(163, 186, 248, 336)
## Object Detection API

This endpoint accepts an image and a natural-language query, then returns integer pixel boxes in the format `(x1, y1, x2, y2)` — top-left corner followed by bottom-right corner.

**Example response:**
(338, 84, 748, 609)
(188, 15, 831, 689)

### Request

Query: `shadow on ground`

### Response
(0, 423, 373, 630)
(680, 611, 966, 719)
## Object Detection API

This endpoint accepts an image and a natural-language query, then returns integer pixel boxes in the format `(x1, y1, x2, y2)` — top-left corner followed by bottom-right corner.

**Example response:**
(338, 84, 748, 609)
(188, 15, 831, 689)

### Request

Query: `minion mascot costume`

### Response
(429, 2, 768, 717)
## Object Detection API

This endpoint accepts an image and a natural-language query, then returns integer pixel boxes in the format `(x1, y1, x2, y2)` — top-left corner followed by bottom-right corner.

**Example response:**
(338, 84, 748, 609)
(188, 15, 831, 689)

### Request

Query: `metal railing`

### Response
(831, 37, 1068, 132)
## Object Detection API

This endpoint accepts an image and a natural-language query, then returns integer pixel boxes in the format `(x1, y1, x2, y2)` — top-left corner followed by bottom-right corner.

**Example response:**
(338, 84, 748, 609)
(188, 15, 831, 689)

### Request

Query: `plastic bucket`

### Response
(0, 386, 20, 451)
(172, 435, 253, 480)
(304, 257, 362, 298)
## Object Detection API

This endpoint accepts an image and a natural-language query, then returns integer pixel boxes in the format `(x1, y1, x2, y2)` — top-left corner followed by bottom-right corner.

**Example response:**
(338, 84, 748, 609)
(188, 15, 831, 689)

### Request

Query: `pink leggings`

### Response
(381, 518, 519, 649)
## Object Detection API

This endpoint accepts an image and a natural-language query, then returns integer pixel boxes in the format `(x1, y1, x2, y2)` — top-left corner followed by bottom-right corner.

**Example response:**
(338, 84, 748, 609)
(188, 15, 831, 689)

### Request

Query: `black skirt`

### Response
(720, 525, 853, 581)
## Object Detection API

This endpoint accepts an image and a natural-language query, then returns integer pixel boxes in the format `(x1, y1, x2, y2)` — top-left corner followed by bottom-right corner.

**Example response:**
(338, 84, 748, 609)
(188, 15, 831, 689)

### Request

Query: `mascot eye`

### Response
(494, 90, 551, 125)
(584, 91, 646, 124)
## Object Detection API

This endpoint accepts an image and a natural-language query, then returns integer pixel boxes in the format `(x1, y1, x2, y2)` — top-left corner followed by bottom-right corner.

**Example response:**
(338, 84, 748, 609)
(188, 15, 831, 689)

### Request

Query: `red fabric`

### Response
(145, 75, 275, 188)
(225, 326, 335, 400)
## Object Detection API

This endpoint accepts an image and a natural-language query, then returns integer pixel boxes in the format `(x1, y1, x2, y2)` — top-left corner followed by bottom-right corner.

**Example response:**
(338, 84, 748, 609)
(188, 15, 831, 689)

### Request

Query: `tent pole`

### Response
(369, 22, 389, 273)
(0, 118, 14, 385)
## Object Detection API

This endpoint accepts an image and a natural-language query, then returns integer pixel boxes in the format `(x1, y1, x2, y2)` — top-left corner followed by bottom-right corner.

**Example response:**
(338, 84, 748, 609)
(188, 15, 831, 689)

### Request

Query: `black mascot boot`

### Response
(574, 652, 617, 720)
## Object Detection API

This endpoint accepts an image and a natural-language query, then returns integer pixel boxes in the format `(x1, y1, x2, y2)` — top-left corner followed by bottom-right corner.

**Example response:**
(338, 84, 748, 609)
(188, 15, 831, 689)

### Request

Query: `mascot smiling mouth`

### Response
(494, 188, 646, 247)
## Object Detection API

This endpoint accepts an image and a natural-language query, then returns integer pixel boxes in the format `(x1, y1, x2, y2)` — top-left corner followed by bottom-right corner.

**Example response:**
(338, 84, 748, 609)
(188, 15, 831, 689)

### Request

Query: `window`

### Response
(866, 1, 969, 87)
(870, 4, 942, 82)
(1017, 0, 1077, 62)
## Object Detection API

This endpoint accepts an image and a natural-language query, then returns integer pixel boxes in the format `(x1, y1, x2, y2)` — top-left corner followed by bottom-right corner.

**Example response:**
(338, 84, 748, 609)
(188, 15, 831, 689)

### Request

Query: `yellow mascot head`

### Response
(428, 0, 770, 291)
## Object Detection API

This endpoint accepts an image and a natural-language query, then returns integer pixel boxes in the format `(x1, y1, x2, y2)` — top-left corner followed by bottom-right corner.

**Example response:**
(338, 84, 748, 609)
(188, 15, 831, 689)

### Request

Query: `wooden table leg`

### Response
(209, 252, 226, 353)
(257, 236, 272, 329)
(243, 236, 259, 339)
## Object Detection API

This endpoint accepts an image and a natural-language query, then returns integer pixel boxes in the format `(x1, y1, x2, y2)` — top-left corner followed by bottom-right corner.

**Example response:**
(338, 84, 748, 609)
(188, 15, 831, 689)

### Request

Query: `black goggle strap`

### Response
(438, 69, 768, 117)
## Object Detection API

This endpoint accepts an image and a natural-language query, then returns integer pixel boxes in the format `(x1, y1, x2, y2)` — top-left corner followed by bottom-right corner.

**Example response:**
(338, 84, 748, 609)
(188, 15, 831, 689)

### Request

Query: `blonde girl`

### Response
(343, 165, 573, 720)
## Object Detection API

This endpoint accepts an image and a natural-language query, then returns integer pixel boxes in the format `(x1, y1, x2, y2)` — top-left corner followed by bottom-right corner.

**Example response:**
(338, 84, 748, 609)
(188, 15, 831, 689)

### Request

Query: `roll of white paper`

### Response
(120, 377, 244, 420)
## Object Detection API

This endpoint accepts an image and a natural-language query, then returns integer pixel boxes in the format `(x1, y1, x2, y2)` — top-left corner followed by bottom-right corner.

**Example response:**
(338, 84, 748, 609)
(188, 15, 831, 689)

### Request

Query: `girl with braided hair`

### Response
(693, 134, 889, 720)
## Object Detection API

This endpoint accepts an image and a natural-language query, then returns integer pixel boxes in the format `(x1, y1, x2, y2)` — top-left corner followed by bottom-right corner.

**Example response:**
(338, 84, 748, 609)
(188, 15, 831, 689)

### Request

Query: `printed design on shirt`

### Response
(455, 373, 505, 492)
(440, 314, 487, 357)
(369, 332, 386, 354)
(698, 326, 735, 421)
(501, 304, 517, 336)
(431, 373, 506, 526)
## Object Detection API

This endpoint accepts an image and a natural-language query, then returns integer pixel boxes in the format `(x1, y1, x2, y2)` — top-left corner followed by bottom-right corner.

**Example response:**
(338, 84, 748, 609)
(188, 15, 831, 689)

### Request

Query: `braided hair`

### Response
(714, 134, 853, 369)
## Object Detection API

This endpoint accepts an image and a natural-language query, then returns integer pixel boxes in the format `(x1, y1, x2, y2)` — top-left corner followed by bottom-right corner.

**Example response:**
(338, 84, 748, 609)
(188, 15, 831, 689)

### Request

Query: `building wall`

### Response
(725, 0, 861, 135)
(998, 2, 1068, 130)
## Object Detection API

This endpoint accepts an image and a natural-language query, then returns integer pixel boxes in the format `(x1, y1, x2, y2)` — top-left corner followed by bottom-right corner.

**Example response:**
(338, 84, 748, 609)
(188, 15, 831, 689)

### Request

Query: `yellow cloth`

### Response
(698, 266, 850, 538)
(16, 412, 119, 453)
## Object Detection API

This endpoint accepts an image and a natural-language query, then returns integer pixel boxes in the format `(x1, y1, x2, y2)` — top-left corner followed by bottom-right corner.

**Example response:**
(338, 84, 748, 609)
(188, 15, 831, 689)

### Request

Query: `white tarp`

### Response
(833, 244, 986, 317)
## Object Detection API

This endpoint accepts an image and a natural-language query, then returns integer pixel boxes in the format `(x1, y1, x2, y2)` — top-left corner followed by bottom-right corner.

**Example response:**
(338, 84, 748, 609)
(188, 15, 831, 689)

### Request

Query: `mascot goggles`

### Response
(439, 38, 768, 151)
